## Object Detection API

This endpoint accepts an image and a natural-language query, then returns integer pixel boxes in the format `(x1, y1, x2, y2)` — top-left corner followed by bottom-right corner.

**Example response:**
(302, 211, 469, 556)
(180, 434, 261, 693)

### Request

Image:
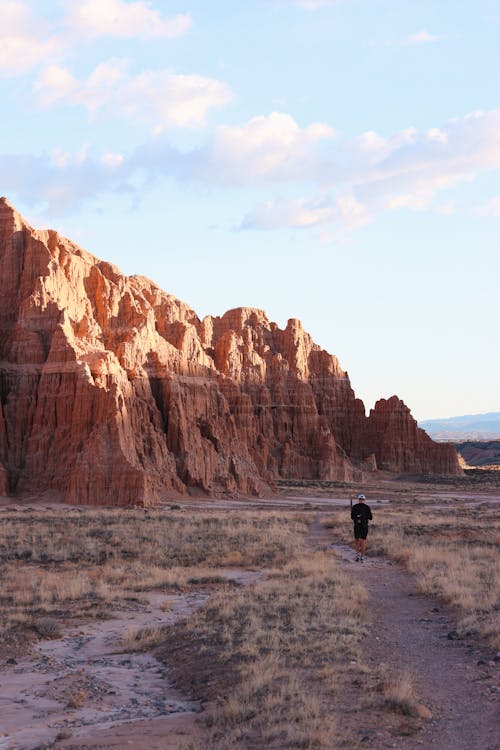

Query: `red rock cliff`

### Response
(0, 198, 461, 504)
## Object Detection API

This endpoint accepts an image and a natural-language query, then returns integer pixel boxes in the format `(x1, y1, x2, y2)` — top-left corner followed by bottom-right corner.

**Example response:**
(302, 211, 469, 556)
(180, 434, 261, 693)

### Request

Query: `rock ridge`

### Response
(0, 198, 461, 504)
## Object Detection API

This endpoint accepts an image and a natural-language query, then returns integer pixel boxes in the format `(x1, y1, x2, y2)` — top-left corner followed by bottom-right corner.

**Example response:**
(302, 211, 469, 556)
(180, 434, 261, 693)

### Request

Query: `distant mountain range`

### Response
(419, 412, 500, 441)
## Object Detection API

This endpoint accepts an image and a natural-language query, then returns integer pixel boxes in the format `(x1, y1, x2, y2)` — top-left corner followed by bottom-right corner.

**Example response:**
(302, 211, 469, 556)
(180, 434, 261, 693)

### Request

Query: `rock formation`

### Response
(0, 197, 461, 505)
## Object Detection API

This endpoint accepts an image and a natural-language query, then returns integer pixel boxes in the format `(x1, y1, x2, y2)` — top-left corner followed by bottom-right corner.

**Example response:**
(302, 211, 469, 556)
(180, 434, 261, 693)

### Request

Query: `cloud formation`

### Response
(3, 109, 500, 229)
(237, 109, 500, 229)
(64, 0, 192, 40)
(0, 0, 192, 79)
(36, 60, 233, 132)
(386, 29, 442, 47)
(241, 192, 366, 230)
(0, 147, 130, 214)
(132, 111, 337, 186)
(0, 1, 62, 75)
(196, 113, 336, 184)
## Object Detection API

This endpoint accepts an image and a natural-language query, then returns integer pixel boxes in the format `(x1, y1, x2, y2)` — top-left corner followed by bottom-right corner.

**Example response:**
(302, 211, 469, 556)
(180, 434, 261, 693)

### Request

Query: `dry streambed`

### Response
(0, 592, 205, 749)
(0, 509, 305, 749)
(0, 570, 261, 750)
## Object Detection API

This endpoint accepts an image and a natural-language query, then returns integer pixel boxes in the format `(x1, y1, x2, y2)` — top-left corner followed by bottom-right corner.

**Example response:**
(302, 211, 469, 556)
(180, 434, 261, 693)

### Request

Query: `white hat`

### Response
(357, 493, 366, 500)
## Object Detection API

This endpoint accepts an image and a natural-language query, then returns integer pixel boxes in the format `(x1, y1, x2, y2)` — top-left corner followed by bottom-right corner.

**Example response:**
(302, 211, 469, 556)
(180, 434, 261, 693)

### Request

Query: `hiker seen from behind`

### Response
(351, 493, 372, 563)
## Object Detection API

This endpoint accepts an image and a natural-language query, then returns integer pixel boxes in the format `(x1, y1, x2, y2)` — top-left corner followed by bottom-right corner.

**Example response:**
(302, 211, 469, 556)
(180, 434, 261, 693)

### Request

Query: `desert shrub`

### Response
(381, 671, 417, 715)
(33, 616, 61, 639)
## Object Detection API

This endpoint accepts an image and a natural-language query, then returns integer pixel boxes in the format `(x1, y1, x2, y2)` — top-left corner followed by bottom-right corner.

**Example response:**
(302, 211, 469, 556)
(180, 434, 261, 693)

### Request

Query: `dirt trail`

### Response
(309, 515, 499, 750)
(0, 569, 262, 750)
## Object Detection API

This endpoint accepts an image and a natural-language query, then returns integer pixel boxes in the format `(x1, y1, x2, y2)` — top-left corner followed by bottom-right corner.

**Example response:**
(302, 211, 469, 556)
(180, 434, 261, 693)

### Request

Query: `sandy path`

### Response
(309, 515, 499, 750)
(0, 569, 262, 750)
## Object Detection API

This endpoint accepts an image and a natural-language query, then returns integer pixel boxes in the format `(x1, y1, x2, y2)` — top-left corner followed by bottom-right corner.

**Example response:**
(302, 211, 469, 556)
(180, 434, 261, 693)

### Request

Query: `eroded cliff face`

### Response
(0, 198, 461, 504)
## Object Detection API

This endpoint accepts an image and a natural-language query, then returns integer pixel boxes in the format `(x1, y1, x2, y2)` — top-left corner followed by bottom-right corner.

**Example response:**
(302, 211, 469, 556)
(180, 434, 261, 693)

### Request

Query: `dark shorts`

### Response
(354, 524, 369, 540)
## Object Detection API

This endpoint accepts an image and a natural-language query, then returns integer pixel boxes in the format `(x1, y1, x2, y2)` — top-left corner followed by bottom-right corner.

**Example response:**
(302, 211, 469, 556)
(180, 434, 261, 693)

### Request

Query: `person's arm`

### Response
(367, 506, 373, 521)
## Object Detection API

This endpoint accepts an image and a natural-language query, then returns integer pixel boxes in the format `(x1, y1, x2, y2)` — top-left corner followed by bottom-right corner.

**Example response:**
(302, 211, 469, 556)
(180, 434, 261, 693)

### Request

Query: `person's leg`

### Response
(354, 529, 360, 559)
(360, 528, 368, 559)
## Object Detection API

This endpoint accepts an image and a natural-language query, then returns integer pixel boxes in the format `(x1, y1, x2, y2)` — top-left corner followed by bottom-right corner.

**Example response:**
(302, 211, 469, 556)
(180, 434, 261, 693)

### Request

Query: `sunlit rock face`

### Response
(0, 198, 461, 505)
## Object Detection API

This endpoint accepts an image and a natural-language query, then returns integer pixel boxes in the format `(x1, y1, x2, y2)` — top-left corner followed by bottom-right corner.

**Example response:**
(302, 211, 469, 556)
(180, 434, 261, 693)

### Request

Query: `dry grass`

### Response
(32, 616, 62, 639)
(0, 509, 307, 649)
(381, 670, 417, 716)
(66, 689, 88, 709)
(123, 624, 168, 651)
(9, 495, 494, 746)
(1, 507, 374, 746)
(368, 504, 500, 648)
(164, 552, 368, 750)
(0, 509, 305, 568)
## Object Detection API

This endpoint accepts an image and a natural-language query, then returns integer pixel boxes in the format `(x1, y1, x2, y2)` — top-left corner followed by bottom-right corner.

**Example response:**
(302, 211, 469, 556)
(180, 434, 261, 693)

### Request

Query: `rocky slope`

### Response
(0, 198, 461, 505)
(454, 441, 500, 468)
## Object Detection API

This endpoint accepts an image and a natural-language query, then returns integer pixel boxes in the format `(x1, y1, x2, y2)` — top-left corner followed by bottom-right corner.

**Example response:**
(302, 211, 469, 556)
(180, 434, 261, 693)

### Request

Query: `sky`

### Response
(0, 0, 499, 421)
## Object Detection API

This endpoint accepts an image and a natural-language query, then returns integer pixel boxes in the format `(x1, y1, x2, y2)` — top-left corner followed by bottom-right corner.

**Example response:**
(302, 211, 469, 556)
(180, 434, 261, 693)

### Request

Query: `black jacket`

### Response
(351, 503, 372, 525)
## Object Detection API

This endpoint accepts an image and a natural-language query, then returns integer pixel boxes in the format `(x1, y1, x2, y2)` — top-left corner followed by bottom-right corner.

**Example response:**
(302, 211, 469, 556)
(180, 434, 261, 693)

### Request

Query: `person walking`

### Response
(351, 493, 372, 562)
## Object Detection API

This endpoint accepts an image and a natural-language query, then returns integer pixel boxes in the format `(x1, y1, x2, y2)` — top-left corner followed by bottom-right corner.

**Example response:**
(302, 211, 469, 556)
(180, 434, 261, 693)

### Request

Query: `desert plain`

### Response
(0, 472, 498, 750)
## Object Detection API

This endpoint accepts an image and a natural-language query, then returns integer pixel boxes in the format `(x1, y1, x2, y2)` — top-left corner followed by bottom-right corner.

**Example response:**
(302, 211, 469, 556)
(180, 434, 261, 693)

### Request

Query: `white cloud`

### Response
(231, 109, 500, 230)
(350, 127, 418, 166)
(169, 108, 500, 204)
(35, 65, 78, 105)
(427, 128, 448, 144)
(0, 1, 192, 78)
(0, 1, 61, 75)
(36, 60, 233, 131)
(101, 152, 125, 168)
(405, 29, 441, 44)
(76, 59, 129, 113)
(133, 111, 337, 184)
(241, 192, 366, 230)
(118, 71, 233, 132)
(51, 145, 89, 169)
(65, 0, 192, 40)
(0, 146, 130, 214)
(4, 109, 500, 228)
(100, 108, 500, 228)
(205, 113, 335, 183)
(387, 29, 442, 47)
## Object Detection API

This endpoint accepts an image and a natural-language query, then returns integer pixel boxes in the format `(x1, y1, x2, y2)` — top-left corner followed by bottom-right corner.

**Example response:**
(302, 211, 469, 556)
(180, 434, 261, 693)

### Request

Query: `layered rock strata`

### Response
(0, 198, 461, 504)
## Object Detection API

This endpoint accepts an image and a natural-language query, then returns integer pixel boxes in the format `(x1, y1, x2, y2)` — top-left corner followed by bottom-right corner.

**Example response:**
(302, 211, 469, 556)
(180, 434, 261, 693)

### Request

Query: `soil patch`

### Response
(0, 568, 265, 750)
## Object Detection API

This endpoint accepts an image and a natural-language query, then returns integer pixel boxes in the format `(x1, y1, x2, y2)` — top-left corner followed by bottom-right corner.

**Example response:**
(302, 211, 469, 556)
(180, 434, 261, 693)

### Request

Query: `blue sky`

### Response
(0, 0, 498, 420)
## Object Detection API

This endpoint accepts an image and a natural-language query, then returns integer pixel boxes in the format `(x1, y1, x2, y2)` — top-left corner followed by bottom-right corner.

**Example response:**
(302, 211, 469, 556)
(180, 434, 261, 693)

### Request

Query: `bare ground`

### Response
(0, 571, 263, 750)
(0, 592, 206, 750)
(1, 484, 499, 749)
